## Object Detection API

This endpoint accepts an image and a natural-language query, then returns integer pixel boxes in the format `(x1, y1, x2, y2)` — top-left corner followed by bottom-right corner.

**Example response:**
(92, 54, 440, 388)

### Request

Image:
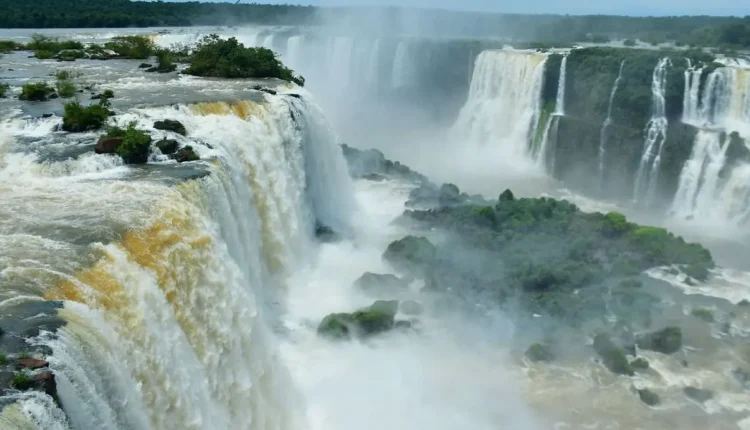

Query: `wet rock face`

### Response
(156, 138, 179, 155)
(95, 136, 124, 154)
(0, 301, 65, 406)
(637, 326, 682, 354)
(154, 119, 187, 136)
(318, 300, 412, 340)
(171, 146, 199, 163)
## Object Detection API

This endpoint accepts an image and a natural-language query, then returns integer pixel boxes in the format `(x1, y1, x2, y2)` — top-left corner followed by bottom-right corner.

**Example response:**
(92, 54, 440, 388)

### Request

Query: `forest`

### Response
(0, 0, 749, 49)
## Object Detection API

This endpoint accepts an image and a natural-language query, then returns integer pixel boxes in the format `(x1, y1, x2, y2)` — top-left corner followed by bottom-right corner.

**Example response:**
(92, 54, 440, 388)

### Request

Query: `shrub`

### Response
(34, 50, 54, 59)
(104, 35, 155, 59)
(0, 83, 9, 98)
(11, 372, 32, 389)
(58, 49, 85, 61)
(630, 357, 650, 370)
(56, 79, 75, 98)
(154, 49, 177, 73)
(27, 34, 83, 56)
(103, 89, 114, 99)
(0, 354, 6, 365)
(0, 40, 22, 53)
(691, 307, 714, 322)
(111, 122, 152, 164)
(62, 99, 112, 132)
(183, 34, 304, 85)
(603, 212, 632, 237)
(20, 82, 55, 101)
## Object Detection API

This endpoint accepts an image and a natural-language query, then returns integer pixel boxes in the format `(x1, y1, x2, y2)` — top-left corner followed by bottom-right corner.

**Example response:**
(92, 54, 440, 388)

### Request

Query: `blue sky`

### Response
(175, 0, 750, 16)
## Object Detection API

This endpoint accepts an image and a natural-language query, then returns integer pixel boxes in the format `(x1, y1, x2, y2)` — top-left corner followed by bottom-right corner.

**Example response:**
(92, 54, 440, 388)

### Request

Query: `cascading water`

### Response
(633, 57, 670, 205)
(391, 41, 411, 89)
(536, 55, 567, 169)
(598, 60, 626, 184)
(0, 93, 355, 429)
(452, 50, 547, 166)
(366, 39, 381, 89)
(285, 35, 303, 71)
(671, 63, 750, 229)
(328, 37, 354, 92)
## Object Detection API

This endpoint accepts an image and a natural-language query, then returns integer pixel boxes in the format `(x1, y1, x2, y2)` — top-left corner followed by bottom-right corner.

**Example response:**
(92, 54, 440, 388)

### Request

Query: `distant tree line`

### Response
(1, 0, 749, 48)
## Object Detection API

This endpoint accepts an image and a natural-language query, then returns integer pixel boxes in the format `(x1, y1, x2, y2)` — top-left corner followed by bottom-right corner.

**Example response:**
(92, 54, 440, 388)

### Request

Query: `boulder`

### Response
(154, 119, 187, 136)
(138, 63, 153, 69)
(353, 272, 409, 295)
(525, 343, 555, 362)
(156, 138, 179, 155)
(383, 236, 437, 274)
(630, 357, 649, 370)
(638, 389, 660, 406)
(637, 326, 682, 354)
(315, 224, 339, 242)
(95, 136, 124, 154)
(171, 146, 199, 163)
(253, 85, 277, 95)
(16, 358, 49, 370)
(593, 334, 634, 376)
(683, 386, 714, 403)
(317, 300, 399, 340)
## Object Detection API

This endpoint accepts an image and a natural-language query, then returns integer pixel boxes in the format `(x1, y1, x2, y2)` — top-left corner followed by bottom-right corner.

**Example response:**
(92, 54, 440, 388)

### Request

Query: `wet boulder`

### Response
(638, 389, 660, 406)
(156, 138, 179, 155)
(630, 357, 650, 371)
(383, 236, 437, 274)
(525, 343, 555, 363)
(171, 146, 199, 163)
(138, 63, 153, 69)
(154, 119, 187, 136)
(315, 224, 339, 243)
(317, 300, 399, 340)
(95, 136, 124, 154)
(16, 358, 49, 370)
(637, 326, 682, 354)
(683, 386, 714, 403)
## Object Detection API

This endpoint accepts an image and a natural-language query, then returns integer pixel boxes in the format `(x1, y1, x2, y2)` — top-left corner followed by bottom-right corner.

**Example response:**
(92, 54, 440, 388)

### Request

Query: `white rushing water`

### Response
(634, 57, 671, 206)
(0, 92, 355, 429)
(672, 63, 750, 230)
(536, 55, 568, 170)
(452, 50, 547, 170)
(598, 60, 626, 183)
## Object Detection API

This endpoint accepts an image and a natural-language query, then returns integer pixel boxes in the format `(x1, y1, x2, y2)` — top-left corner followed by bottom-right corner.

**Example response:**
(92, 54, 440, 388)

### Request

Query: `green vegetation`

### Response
(0, 40, 22, 53)
(105, 122, 152, 164)
(623, 39, 637, 46)
(151, 49, 177, 73)
(317, 300, 400, 340)
(183, 34, 304, 85)
(20, 82, 55, 101)
(103, 89, 114, 99)
(383, 236, 437, 274)
(104, 35, 154, 59)
(11, 372, 31, 389)
(55, 71, 76, 98)
(23, 33, 84, 59)
(0, 354, 6, 365)
(62, 99, 112, 132)
(0, 83, 9, 98)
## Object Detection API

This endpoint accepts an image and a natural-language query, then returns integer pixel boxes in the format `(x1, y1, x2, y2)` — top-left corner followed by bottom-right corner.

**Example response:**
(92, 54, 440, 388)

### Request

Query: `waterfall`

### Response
(261, 33, 275, 49)
(392, 41, 411, 89)
(366, 39, 381, 89)
(554, 55, 568, 115)
(285, 35, 303, 70)
(0, 95, 354, 429)
(633, 57, 671, 205)
(598, 60, 626, 184)
(329, 37, 354, 91)
(452, 50, 548, 164)
(536, 55, 567, 169)
(671, 63, 750, 229)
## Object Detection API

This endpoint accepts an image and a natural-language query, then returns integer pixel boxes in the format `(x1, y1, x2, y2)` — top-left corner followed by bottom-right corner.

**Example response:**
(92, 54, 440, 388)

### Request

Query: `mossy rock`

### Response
(525, 343, 555, 362)
(683, 263, 709, 282)
(383, 236, 437, 273)
(638, 388, 660, 406)
(156, 138, 179, 155)
(154, 119, 187, 136)
(691, 307, 714, 323)
(171, 146, 199, 163)
(630, 357, 650, 370)
(317, 300, 399, 340)
(593, 334, 634, 376)
(638, 326, 682, 354)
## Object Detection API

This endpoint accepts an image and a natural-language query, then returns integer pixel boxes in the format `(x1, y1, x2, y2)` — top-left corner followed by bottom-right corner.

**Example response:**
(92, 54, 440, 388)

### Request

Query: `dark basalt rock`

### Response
(95, 136, 123, 154)
(154, 119, 187, 136)
(252, 85, 277, 95)
(526, 343, 555, 362)
(138, 63, 153, 69)
(16, 358, 49, 370)
(170, 146, 199, 163)
(317, 300, 400, 340)
(637, 326, 682, 354)
(156, 138, 179, 155)
(638, 389, 660, 406)
(315, 224, 339, 243)
(683, 386, 714, 403)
